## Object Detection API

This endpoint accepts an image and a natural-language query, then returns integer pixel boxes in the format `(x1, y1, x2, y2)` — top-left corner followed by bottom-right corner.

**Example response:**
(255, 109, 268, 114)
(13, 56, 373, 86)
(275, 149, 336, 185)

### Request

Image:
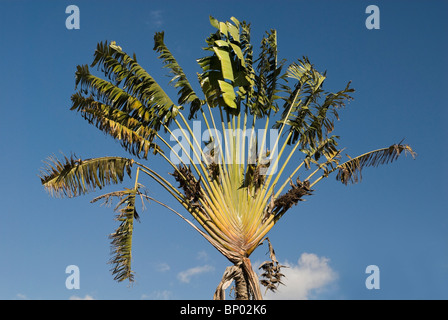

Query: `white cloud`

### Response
(69, 294, 95, 300)
(141, 290, 172, 300)
(196, 250, 209, 261)
(149, 10, 163, 28)
(177, 265, 215, 283)
(16, 293, 27, 300)
(156, 262, 170, 272)
(263, 253, 338, 300)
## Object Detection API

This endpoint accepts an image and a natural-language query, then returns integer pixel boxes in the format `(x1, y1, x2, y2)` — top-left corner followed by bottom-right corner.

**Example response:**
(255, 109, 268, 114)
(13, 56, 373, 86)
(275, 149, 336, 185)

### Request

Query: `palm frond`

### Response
(38, 16, 417, 297)
(71, 93, 162, 158)
(92, 168, 145, 283)
(198, 17, 250, 113)
(74, 65, 134, 113)
(250, 29, 284, 117)
(335, 143, 416, 185)
(90, 188, 143, 222)
(274, 59, 353, 154)
(274, 57, 325, 135)
(301, 135, 340, 168)
(40, 155, 133, 198)
(86, 41, 180, 131)
(108, 188, 137, 282)
(153, 32, 204, 119)
(286, 57, 326, 90)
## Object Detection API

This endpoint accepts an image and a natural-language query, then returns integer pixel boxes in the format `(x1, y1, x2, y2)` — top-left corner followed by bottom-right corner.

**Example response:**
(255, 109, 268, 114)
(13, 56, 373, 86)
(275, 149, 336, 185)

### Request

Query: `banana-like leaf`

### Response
(71, 93, 162, 159)
(153, 32, 204, 119)
(294, 82, 353, 150)
(335, 143, 416, 185)
(274, 57, 326, 134)
(198, 17, 249, 113)
(39, 16, 417, 294)
(301, 135, 340, 168)
(74, 65, 153, 125)
(108, 188, 137, 282)
(237, 20, 255, 102)
(85, 41, 180, 132)
(287, 57, 326, 90)
(218, 80, 237, 109)
(250, 29, 284, 118)
(275, 58, 353, 152)
(213, 46, 234, 82)
(40, 155, 133, 198)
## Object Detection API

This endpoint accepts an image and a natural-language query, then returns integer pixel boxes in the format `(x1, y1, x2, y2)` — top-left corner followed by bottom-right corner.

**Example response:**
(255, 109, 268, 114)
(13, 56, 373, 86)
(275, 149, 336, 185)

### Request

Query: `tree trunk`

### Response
(234, 267, 250, 300)
(241, 257, 263, 300)
(214, 257, 262, 300)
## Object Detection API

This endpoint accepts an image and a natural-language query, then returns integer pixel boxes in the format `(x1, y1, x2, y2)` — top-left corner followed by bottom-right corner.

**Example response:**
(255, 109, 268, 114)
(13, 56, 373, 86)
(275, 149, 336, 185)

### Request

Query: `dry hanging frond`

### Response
(108, 189, 138, 282)
(258, 238, 286, 294)
(171, 164, 203, 207)
(273, 177, 313, 216)
(336, 143, 416, 185)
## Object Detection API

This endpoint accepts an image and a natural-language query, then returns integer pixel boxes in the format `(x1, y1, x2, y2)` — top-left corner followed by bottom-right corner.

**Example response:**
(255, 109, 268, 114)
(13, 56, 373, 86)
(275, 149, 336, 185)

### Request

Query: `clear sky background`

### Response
(0, 0, 447, 300)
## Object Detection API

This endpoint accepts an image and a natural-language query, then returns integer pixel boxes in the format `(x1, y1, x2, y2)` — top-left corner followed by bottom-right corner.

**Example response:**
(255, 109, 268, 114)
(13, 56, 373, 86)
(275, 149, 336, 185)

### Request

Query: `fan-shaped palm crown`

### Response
(40, 16, 415, 299)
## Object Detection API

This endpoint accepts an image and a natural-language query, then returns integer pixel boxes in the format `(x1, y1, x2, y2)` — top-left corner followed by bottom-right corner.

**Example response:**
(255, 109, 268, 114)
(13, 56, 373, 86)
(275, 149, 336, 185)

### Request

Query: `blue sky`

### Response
(0, 0, 447, 300)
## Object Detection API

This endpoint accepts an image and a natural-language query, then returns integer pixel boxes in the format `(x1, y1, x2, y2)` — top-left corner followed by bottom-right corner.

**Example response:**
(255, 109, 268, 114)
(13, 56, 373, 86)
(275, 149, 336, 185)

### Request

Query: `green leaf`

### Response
(153, 32, 203, 119)
(40, 155, 133, 198)
(247, 29, 284, 118)
(227, 23, 240, 42)
(287, 58, 326, 90)
(213, 47, 234, 82)
(209, 16, 219, 29)
(230, 16, 240, 28)
(219, 22, 228, 36)
(86, 41, 180, 132)
(230, 43, 245, 67)
(214, 40, 229, 47)
(218, 80, 237, 109)
(71, 93, 162, 159)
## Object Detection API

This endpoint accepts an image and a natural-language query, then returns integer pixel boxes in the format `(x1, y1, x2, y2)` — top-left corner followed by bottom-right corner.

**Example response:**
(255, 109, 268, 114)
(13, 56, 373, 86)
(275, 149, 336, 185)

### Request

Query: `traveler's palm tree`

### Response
(40, 17, 415, 299)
